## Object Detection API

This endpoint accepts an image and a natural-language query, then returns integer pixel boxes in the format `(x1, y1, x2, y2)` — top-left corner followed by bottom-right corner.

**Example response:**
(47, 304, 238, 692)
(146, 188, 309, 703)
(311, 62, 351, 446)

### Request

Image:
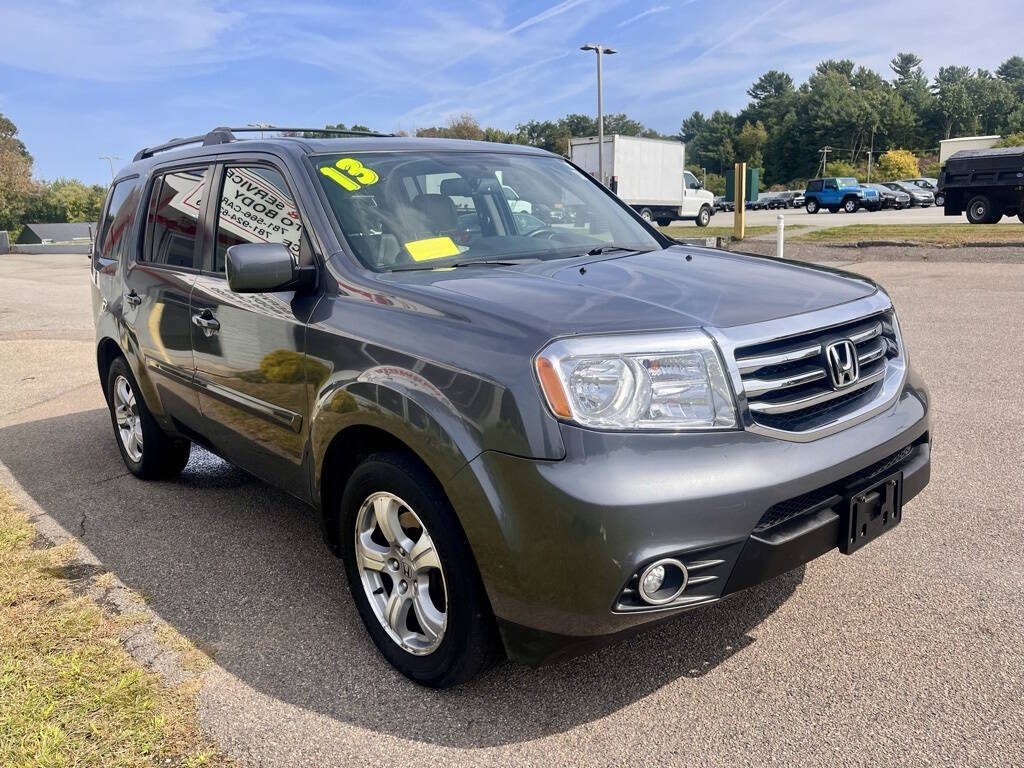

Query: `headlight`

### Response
(535, 331, 737, 430)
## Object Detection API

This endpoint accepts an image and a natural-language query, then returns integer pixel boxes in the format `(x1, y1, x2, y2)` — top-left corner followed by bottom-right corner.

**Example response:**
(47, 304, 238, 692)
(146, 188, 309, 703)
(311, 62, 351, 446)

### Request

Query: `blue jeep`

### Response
(804, 177, 877, 214)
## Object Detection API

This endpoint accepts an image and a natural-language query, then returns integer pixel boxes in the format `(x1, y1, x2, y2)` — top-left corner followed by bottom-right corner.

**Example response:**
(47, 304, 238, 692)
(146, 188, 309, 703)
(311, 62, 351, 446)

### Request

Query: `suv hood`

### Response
(386, 245, 877, 336)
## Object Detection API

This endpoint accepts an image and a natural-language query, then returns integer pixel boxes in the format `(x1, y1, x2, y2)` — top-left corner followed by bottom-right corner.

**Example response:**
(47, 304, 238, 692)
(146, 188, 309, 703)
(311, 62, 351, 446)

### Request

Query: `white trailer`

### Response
(569, 134, 715, 226)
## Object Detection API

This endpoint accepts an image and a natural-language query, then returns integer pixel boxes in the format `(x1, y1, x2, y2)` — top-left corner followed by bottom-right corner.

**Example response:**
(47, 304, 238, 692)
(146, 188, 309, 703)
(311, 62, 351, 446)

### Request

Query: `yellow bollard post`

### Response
(734, 162, 746, 241)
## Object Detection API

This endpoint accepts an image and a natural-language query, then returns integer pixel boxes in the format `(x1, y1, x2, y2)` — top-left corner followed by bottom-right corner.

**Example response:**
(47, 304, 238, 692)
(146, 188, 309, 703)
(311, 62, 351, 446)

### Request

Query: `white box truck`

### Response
(569, 135, 715, 227)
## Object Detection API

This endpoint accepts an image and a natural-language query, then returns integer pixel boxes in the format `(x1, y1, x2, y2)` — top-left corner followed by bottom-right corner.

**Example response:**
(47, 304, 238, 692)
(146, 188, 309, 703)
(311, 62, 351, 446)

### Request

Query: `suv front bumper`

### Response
(450, 372, 930, 666)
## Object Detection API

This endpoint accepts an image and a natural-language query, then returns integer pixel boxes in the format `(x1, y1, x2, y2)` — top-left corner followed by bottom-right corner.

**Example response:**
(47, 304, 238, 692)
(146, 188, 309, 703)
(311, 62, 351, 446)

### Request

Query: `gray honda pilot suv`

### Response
(91, 127, 931, 687)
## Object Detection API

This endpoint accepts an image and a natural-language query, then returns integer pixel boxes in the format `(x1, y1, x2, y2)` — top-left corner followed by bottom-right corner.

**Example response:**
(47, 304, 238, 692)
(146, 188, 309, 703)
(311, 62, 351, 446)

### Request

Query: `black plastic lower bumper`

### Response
(723, 437, 929, 595)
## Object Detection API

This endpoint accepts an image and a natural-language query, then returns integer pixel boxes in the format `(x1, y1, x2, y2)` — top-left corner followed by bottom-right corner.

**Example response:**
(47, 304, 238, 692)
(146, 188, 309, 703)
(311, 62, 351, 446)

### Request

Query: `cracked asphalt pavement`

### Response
(1, 252, 1022, 767)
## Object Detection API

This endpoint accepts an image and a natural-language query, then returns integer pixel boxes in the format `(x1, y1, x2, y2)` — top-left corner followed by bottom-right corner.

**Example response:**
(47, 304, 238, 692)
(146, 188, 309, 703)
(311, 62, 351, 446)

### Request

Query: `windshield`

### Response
(314, 151, 660, 270)
(837, 177, 859, 188)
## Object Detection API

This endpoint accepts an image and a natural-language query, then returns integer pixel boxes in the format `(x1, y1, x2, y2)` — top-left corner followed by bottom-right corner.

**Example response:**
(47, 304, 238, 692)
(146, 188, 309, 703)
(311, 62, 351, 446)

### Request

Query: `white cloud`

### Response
(0, 0, 243, 80)
(616, 4, 670, 28)
(508, 0, 592, 34)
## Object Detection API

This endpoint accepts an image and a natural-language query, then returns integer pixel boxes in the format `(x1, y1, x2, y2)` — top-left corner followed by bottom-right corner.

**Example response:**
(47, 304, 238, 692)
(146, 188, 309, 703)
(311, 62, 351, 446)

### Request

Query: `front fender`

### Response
(310, 366, 485, 500)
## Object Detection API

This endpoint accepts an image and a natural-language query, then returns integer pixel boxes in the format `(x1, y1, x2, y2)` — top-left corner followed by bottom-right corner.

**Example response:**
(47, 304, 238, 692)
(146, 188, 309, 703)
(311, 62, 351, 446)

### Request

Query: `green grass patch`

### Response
(658, 225, 806, 239)
(793, 223, 1024, 245)
(0, 487, 231, 768)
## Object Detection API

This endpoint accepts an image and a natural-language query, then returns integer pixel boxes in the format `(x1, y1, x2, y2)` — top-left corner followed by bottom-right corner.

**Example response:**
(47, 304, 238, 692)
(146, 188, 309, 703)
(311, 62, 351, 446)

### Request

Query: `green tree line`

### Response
(0, 114, 105, 238)
(681, 52, 1024, 186)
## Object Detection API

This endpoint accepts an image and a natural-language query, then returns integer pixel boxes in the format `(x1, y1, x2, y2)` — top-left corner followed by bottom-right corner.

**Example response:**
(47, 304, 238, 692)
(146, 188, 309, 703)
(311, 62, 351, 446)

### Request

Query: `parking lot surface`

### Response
(1, 252, 1022, 767)
(673, 203, 1020, 229)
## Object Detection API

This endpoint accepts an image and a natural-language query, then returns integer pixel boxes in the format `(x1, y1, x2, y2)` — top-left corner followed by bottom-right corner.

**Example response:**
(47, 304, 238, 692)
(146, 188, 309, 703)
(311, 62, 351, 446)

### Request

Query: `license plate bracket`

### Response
(840, 471, 903, 555)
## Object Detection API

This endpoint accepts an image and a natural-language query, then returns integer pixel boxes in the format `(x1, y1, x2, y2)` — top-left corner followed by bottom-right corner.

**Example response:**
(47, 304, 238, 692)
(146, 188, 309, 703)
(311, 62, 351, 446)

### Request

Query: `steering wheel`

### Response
(527, 228, 560, 239)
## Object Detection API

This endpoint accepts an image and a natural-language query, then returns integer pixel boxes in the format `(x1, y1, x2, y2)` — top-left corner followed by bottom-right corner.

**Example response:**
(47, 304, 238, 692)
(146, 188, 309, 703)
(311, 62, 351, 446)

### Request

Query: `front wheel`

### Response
(106, 357, 190, 479)
(340, 452, 499, 688)
(843, 197, 859, 213)
(695, 207, 711, 227)
(805, 199, 819, 214)
(935, 194, 945, 207)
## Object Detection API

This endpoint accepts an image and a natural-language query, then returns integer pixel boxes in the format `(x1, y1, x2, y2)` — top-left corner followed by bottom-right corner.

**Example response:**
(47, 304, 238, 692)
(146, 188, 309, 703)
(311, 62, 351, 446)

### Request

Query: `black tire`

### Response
(966, 195, 993, 224)
(1018, 212, 1024, 224)
(843, 197, 859, 214)
(656, 217, 672, 227)
(935, 194, 945, 207)
(638, 207, 654, 223)
(805, 199, 819, 214)
(105, 356, 190, 479)
(695, 206, 711, 227)
(339, 451, 500, 688)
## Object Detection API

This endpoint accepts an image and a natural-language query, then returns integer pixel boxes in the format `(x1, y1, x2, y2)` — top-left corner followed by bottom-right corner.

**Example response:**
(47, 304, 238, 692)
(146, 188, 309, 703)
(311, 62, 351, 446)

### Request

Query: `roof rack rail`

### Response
(133, 125, 393, 161)
(214, 126, 394, 138)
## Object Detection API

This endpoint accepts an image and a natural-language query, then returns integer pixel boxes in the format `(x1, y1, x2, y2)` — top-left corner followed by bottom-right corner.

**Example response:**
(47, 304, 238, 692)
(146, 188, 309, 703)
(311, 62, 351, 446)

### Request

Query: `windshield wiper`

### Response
(578, 245, 653, 257)
(391, 258, 531, 272)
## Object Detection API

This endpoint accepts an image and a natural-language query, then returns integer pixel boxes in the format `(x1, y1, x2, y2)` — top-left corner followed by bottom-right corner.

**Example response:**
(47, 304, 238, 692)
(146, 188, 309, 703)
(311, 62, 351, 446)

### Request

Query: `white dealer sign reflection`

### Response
(167, 168, 303, 258)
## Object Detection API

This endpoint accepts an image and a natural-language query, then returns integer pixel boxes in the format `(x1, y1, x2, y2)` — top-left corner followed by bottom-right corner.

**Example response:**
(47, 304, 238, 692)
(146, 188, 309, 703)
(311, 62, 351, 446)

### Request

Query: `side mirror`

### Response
(226, 243, 315, 293)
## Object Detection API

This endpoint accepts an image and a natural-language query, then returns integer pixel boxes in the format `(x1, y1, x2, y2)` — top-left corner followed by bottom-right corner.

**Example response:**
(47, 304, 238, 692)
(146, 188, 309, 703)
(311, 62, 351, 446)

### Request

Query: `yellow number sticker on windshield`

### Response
(404, 236, 460, 262)
(320, 157, 379, 191)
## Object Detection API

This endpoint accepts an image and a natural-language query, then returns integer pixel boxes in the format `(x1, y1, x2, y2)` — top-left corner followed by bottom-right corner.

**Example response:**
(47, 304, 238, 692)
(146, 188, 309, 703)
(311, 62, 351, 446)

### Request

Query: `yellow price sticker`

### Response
(404, 236, 460, 262)
(320, 157, 379, 191)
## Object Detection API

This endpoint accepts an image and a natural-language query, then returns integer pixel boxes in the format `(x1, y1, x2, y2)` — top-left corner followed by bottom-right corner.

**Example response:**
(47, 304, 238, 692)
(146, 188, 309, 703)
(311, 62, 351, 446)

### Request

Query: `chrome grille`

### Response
(735, 312, 901, 435)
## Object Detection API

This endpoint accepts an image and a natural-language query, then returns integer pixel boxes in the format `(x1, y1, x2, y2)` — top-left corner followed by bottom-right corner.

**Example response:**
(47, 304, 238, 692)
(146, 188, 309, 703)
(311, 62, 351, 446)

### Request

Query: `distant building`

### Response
(939, 135, 1001, 164)
(15, 222, 96, 245)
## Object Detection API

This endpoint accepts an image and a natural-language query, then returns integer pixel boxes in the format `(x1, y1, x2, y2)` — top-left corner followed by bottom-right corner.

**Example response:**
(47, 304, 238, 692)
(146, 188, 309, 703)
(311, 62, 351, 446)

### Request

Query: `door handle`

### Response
(191, 309, 220, 336)
(124, 290, 142, 307)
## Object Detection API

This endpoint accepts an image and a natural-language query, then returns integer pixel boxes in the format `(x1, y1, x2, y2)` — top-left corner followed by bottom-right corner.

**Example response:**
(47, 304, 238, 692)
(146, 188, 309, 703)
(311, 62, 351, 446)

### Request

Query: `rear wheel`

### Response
(805, 199, 819, 214)
(966, 195, 993, 224)
(935, 193, 945, 207)
(340, 452, 499, 688)
(638, 207, 654, 223)
(106, 357, 190, 479)
(656, 217, 672, 227)
(1018, 212, 1024, 224)
(695, 206, 711, 227)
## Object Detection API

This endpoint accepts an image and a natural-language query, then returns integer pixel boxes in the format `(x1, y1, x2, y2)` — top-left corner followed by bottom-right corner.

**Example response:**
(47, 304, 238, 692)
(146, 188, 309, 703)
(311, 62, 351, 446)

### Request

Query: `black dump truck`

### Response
(939, 146, 1024, 224)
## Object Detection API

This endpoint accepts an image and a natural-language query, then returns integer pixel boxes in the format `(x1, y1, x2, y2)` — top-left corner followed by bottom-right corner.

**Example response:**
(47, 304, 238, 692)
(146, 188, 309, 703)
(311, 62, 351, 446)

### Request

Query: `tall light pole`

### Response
(99, 156, 120, 181)
(866, 124, 877, 182)
(580, 43, 616, 186)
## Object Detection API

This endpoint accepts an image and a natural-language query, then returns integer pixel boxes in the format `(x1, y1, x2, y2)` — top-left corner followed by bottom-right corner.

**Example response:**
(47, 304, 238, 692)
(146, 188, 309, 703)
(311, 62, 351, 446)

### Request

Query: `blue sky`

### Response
(2, 0, 1023, 184)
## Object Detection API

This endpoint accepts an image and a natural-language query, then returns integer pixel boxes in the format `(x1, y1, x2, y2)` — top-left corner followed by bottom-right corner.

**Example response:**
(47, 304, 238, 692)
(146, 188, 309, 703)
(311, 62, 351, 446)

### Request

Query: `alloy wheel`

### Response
(354, 492, 448, 655)
(113, 375, 143, 462)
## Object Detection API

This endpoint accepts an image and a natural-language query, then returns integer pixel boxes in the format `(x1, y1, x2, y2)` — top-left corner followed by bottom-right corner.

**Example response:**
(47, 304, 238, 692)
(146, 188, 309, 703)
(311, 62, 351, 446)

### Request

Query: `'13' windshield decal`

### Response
(320, 158, 379, 191)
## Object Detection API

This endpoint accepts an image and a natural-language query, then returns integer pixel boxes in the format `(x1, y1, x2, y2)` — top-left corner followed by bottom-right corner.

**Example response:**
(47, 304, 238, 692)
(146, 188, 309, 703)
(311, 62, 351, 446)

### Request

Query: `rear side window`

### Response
(806, 180, 822, 192)
(143, 167, 209, 268)
(213, 165, 305, 273)
(95, 178, 141, 266)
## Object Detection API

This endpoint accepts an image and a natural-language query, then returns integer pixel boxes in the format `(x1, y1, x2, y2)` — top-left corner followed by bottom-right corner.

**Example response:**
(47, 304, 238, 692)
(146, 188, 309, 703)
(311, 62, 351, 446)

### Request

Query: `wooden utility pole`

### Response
(734, 162, 746, 240)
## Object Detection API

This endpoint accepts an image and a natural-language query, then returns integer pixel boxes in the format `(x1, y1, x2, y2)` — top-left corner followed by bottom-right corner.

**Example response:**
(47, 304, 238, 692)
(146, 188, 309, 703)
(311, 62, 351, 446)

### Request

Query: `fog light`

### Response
(637, 558, 688, 605)
(642, 565, 665, 595)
